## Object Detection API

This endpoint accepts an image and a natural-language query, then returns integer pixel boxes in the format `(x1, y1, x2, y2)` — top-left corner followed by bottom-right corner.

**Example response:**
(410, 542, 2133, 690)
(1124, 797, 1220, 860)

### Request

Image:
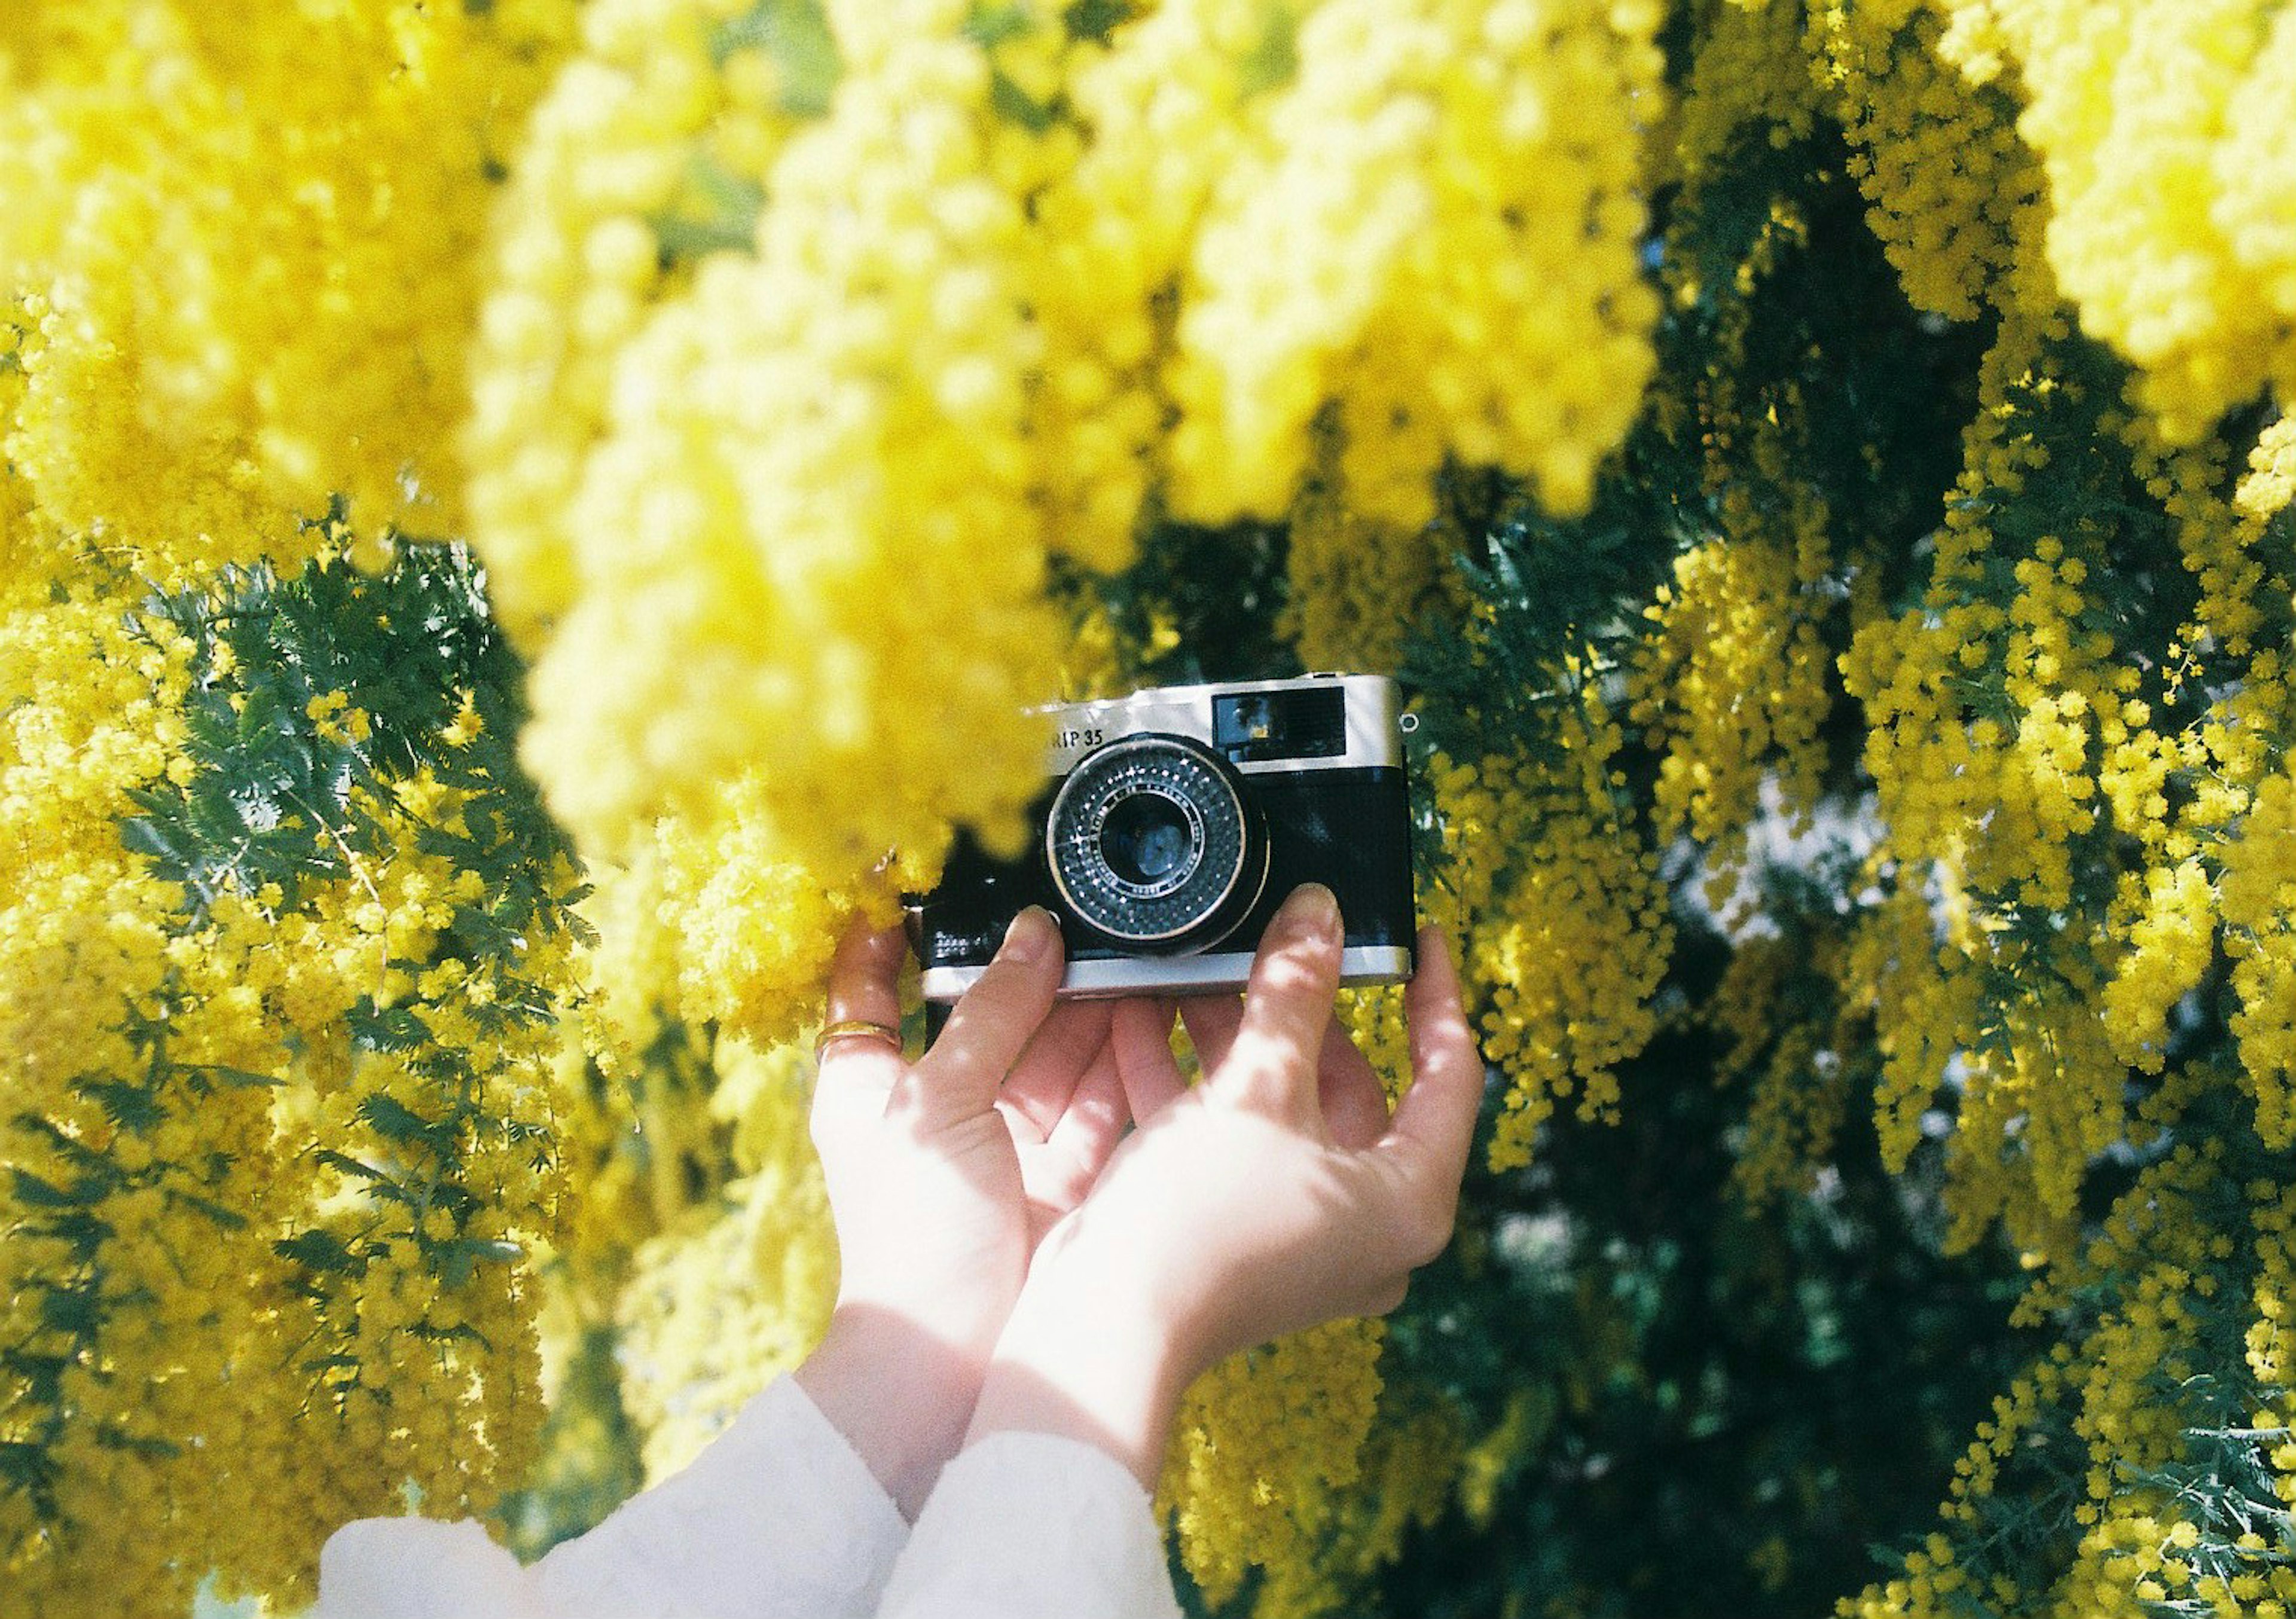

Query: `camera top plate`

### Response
(1034, 673, 1404, 778)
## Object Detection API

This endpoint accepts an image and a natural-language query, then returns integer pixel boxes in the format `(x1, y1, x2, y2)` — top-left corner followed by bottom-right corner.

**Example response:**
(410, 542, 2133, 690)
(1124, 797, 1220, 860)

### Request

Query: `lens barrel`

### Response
(1043, 733, 1267, 951)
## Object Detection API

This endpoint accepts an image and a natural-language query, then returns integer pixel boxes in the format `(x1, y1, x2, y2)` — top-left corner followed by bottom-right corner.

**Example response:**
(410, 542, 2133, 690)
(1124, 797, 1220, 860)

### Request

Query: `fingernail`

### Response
(1279, 883, 1342, 945)
(1000, 906, 1059, 964)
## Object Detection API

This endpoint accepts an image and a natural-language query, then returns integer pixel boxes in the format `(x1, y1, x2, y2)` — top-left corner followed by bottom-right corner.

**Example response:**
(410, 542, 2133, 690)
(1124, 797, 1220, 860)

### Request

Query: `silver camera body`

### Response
(914, 674, 1417, 1001)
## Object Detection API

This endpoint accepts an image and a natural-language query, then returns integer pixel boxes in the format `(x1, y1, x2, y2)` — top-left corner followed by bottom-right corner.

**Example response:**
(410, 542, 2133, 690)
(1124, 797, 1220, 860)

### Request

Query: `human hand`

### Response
(963, 884, 1485, 1485)
(796, 908, 1131, 1516)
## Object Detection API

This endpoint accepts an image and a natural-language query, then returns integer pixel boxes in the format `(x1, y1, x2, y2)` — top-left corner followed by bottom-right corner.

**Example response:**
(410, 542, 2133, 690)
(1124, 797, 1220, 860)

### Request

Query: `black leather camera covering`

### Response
(916, 765, 1414, 972)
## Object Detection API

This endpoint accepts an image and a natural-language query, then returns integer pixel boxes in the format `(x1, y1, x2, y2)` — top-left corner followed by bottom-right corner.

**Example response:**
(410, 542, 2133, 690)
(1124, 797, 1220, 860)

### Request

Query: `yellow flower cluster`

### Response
(1161, 0, 1665, 529)
(1283, 1396, 1471, 1612)
(2221, 771, 2296, 1149)
(1424, 683, 1674, 1170)
(1836, 882, 1982, 1180)
(1844, 311, 2122, 901)
(577, 778, 918, 1062)
(462, 0, 817, 644)
(0, 569, 587, 1614)
(1159, 1321, 1388, 1614)
(2248, 1183, 2296, 1410)
(1632, 524, 1832, 894)
(0, 0, 575, 562)
(286, 764, 586, 1524)
(1670, 0, 1823, 185)
(612, 1038, 836, 1479)
(1281, 424, 1465, 676)
(1831, 298, 2212, 1257)
(1709, 934, 1853, 1208)
(1016, 0, 1272, 573)
(0, 313, 29, 586)
(1851, 917, 2126, 1260)
(1809, 195, 2295, 1260)
(472, 0, 1671, 928)
(0, 589, 289, 1618)
(1847, 1141, 2237, 1619)
(1950, 0, 2296, 438)
(499, 0, 1066, 880)
(4, 288, 293, 585)
(1809, 0, 2046, 320)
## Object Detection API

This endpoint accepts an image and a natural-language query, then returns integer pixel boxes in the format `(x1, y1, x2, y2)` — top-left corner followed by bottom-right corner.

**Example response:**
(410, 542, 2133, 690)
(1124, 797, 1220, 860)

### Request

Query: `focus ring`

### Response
(1043, 732, 1266, 952)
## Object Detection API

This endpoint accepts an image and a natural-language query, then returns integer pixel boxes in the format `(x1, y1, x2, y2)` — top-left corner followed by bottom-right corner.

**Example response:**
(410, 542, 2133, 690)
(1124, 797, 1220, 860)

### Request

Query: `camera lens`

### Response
(1100, 793, 1195, 888)
(1045, 734, 1268, 951)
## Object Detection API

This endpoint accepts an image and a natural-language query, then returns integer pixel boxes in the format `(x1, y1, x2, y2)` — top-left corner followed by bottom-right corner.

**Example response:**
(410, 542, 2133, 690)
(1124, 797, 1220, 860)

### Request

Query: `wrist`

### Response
(963, 1260, 1196, 1490)
(795, 1303, 992, 1521)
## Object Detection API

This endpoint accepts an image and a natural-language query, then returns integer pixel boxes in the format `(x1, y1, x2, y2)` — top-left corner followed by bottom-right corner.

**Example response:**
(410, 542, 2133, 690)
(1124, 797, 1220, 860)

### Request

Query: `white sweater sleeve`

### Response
(314, 1374, 909, 1619)
(874, 1433, 1184, 1619)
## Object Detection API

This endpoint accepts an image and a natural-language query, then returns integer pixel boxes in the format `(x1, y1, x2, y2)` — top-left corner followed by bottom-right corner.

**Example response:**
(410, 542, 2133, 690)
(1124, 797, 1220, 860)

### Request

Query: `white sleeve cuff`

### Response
(877, 1432, 1183, 1619)
(536, 1373, 911, 1618)
(315, 1374, 909, 1619)
(316, 1516, 547, 1619)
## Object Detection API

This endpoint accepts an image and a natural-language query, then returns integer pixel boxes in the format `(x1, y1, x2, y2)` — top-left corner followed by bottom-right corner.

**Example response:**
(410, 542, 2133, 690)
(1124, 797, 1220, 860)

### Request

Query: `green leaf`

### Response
(20, 1210, 112, 1261)
(350, 1001, 432, 1054)
(356, 1093, 455, 1153)
(2, 1350, 72, 1404)
(72, 1077, 164, 1135)
(163, 1187, 250, 1232)
(0, 1440, 56, 1496)
(1238, 4, 1298, 97)
(38, 1284, 102, 1336)
(93, 1426, 182, 1460)
(1062, 0, 1132, 42)
(118, 815, 182, 866)
(964, 2, 1034, 47)
(184, 1063, 285, 1090)
(711, 0, 841, 117)
(10, 1168, 98, 1210)
(311, 1148, 409, 1203)
(988, 68, 1057, 132)
(405, 1319, 493, 1353)
(435, 1236, 523, 1290)
(10, 1111, 114, 1171)
(655, 153, 770, 264)
(276, 1229, 367, 1277)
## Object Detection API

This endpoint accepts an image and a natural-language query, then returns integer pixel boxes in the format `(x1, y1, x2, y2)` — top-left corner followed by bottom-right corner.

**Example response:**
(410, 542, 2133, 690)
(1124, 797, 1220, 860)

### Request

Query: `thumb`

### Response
(1383, 925, 1484, 1195)
(1211, 884, 1343, 1128)
(906, 907, 1064, 1120)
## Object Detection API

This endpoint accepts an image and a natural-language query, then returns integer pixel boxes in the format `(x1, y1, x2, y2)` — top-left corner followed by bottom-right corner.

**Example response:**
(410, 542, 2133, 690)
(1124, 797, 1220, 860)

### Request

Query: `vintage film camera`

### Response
(913, 674, 1417, 1000)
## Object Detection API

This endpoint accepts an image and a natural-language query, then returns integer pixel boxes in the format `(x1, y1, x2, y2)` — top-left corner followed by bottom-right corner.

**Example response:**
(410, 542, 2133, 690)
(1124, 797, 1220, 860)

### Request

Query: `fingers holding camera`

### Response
(961, 921, 1480, 1491)
(906, 906, 1064, 1122)
(1110, 996, 1187, 1125)
(1019, 1038, 1129, 1245)
(1000, 999, 1125, 1230)
(999, 999, 1114, 1146)
(1179, 995, 1388, 1151)
(818, 915, 910, 1095)
(1215, 883, 1344, 1128)
(1317, 1018, 1391, 1152)
(1173, 994, 1240, 1073)
(1376, 925, 1485, 1261)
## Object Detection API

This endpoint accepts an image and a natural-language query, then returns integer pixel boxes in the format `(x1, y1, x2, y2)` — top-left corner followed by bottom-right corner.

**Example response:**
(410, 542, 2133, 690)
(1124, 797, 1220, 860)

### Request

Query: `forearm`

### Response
(962, 1272, 1193, 1490)
(795, 1304, 990, 1521)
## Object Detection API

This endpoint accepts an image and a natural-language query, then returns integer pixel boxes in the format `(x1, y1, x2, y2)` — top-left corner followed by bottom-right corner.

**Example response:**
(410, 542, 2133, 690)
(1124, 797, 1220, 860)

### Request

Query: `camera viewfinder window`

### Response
(1214, 688, 1347, 763)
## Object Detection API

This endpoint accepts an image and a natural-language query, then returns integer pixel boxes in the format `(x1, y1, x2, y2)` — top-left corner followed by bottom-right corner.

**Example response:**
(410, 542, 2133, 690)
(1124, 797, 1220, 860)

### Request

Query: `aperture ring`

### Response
(1044, 732, 1263, 951)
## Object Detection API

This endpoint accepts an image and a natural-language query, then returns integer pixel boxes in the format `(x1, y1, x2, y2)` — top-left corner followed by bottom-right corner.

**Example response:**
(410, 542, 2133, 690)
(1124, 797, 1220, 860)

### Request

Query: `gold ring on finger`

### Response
(815, 1019, 904, 1059)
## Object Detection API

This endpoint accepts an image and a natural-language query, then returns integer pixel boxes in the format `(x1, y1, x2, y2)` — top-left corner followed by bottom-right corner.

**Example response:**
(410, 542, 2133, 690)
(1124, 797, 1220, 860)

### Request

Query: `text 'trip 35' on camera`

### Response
(912, 674, 1417, 1001)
